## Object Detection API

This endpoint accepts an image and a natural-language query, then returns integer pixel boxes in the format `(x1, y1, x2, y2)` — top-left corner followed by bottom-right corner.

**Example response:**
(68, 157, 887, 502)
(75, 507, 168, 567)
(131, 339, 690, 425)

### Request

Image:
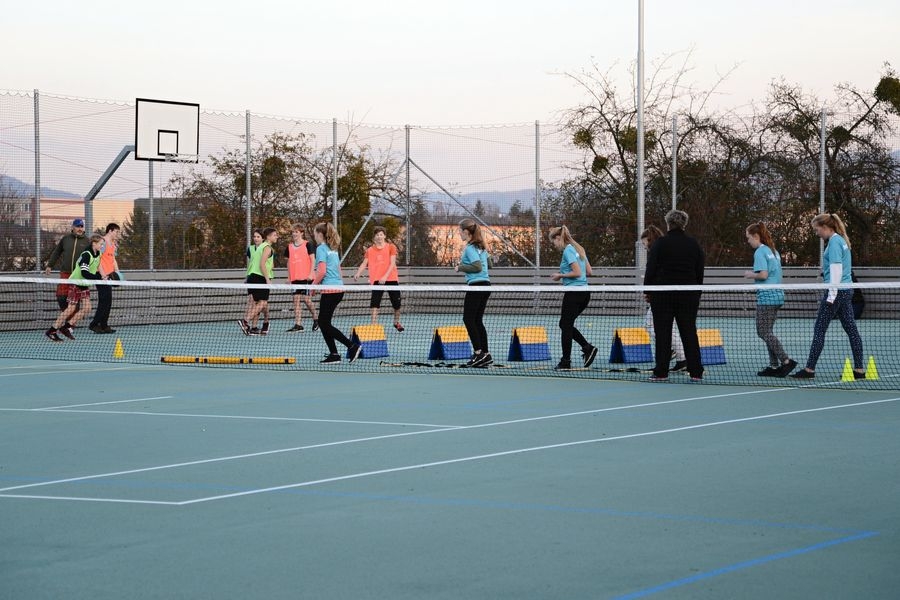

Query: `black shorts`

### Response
(370, 281, 401, 310)
(291, 279, 313, 296)
(246, 274, 269, 302)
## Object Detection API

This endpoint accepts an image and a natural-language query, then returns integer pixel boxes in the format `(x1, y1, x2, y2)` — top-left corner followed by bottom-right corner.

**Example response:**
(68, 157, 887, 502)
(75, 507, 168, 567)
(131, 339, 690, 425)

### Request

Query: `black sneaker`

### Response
(101, 326, 116, 334)
(90, 324, 104, 334)
(464, 353, 480, 367)
(312, 320, 319, 332)
(238, 319, 250, 335)
(671, 360, 688, 373)
(59, 325, 76, 340)
(757, 366, 779, 377)
(248, 327, 261, 336)
(775, 359, 798, 378)
(260, 322, 269, 336)
(555, 359, 572, 370)
(45, 329, 62, 342)
(347, 343, 363, 364)
(582, 345, 598, 368)
(854, 370, 866, 380)
(286, 324, 304, 332)
(320, 353, 341, 364)
(790, 368, 815, 379)
(473, 352, 494, 367)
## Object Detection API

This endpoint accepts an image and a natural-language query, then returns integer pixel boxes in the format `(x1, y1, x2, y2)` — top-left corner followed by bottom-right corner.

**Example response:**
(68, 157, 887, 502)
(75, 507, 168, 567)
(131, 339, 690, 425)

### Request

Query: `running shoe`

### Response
(582, 345, 598, 368)
(320, 353, 341, 364)
(286, 324, 304, 332)
(347, 343, 363, 364)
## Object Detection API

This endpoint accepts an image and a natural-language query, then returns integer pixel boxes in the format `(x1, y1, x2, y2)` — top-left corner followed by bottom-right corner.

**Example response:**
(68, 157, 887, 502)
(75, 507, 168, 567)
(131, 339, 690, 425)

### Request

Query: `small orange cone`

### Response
(113, 338, 125, 359)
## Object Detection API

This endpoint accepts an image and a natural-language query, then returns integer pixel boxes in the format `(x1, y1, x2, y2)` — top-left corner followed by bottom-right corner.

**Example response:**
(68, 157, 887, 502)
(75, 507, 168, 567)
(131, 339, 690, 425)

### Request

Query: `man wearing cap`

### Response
(44, 219, 90, 311)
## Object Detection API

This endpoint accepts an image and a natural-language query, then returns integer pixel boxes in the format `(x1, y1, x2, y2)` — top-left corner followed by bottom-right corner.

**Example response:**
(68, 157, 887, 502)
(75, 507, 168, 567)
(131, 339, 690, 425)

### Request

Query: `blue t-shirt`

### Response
(753, 244, 784, 306)
(560, 244, 587, 287)
(823, 234, 852, 284)
(461, 244, 489, 284)
(315, 244, 343, 286)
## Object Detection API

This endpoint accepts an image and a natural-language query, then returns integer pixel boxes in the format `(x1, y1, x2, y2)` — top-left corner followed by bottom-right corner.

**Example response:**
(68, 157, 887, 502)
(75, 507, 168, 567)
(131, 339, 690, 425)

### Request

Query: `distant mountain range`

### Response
(0, 175, 81, 199)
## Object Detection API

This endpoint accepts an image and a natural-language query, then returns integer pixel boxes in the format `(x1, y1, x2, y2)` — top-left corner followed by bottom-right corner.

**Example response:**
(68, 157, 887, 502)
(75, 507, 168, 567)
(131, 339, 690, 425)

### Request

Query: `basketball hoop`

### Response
(162, 153, 200, 163)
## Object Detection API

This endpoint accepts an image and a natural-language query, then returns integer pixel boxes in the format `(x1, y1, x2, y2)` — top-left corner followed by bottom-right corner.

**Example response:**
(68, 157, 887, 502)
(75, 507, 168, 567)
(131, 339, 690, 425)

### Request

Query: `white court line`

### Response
(0, 384, 840, 494)
(0, 407, 459, 429)
(178, 396, 900, 506)
(0, 366, 150, 378)
(0, 493, 179, 506)
(34, 396, 174, 410)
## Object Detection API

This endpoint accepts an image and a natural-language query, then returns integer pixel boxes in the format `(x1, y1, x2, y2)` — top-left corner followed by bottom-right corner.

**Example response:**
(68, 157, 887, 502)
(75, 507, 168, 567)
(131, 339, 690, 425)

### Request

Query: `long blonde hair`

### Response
(811, 213, 850, 248)
(314, 222, 341, 250)
(459, 218, 486, 250)
(549, 225, 586, 260)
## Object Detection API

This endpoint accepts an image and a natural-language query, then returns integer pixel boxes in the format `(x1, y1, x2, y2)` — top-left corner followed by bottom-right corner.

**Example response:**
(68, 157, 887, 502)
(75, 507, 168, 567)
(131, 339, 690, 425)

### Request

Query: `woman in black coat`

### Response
(643, 210, 705, 381)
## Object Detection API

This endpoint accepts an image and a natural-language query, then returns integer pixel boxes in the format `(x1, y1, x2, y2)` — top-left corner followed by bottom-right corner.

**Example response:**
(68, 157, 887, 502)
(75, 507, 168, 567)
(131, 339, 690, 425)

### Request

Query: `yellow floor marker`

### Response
(113, 338, 125, 359)
(865, 356, 879, 380)
(841, 358, 854, 382)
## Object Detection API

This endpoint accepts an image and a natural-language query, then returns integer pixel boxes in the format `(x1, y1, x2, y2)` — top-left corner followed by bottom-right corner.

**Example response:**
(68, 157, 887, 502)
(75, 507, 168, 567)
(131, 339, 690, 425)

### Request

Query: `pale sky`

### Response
(5, 0, 899, 125)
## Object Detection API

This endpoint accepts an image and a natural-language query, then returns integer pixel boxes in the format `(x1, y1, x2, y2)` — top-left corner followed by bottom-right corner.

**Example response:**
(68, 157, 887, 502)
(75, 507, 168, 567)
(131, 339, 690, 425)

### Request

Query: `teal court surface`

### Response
(1, 357, 899, 599)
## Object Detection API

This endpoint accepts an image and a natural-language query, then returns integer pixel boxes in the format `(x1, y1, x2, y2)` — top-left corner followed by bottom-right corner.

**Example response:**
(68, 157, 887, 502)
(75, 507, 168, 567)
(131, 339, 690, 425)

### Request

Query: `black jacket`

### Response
(644, 229, 705, 286)
(46, 232, 90, 273)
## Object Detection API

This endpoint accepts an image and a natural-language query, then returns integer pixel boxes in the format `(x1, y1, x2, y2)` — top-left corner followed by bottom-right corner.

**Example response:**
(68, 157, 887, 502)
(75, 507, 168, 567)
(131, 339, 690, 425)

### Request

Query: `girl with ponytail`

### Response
(744, 223, 795, 377)
(455, 218, 492, 367)
(791, 213, 864, 379)
(312, 222, 361, 364)
(549, 226, 597, 369)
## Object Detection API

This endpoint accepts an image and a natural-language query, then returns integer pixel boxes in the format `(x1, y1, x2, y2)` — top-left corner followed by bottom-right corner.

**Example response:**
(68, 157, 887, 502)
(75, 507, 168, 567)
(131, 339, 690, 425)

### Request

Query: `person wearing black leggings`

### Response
(455, 218, 492, 367)
(312, 222, 361, 364)
(549, 226, 598, 370)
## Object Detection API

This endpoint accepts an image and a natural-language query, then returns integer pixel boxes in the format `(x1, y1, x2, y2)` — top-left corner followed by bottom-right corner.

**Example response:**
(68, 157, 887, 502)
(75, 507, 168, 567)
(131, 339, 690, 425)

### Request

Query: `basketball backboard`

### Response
(135, 98, 199, 162)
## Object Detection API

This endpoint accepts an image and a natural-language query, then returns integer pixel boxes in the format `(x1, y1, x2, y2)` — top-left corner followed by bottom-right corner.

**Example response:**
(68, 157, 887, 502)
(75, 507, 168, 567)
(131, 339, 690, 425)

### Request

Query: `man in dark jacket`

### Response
(44, 218, 90, 310)
(644, 209, 705, 381)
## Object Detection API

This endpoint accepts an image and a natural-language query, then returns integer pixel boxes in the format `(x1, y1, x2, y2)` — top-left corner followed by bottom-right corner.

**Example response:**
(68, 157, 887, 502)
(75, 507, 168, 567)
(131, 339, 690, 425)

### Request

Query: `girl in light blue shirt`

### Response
(791, 213, 864, 379)
(455, 219, 492, 367)
(743, 222, 795, 377)
(312, 222, 361, 365)
(549, 226, 597, 370)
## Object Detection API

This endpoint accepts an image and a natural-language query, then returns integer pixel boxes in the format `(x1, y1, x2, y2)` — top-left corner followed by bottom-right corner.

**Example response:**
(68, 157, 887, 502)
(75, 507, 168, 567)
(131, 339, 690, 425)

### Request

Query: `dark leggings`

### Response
(560, 291, 591, 360)
(318, 292, 353, 355)
(90, 283, 112, 327)
(463, 282, 491, 354)
(805, 290, 864, 370)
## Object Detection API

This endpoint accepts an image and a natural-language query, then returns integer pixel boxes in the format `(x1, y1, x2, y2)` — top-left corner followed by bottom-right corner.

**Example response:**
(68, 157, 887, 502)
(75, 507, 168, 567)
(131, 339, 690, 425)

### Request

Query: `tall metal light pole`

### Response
(635, 0, 646, 276)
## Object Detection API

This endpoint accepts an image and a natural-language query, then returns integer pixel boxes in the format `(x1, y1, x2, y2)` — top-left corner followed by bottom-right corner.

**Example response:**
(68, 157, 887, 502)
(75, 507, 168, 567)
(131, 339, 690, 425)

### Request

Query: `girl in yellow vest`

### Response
(239, 228, 278, 336)
(45, 234, 103, 342)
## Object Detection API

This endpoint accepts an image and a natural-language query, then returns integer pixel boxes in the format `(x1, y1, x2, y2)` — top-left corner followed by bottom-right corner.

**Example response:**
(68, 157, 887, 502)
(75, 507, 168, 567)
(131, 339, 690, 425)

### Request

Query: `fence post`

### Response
(245, 110, 251, 247)
(534, 120, 541, 274)
(819, 108, 827, 268)
(33, 89, 41, 270)
(671, 115, 678, 210)
(332, 118, 338, 231)
(405, 124, 411, 266)
(149, 161, 154, 270)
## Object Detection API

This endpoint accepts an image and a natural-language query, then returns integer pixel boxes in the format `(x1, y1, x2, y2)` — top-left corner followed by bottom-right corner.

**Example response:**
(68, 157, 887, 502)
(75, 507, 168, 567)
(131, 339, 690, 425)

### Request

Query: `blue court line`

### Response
(610, 530, 879, 600)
